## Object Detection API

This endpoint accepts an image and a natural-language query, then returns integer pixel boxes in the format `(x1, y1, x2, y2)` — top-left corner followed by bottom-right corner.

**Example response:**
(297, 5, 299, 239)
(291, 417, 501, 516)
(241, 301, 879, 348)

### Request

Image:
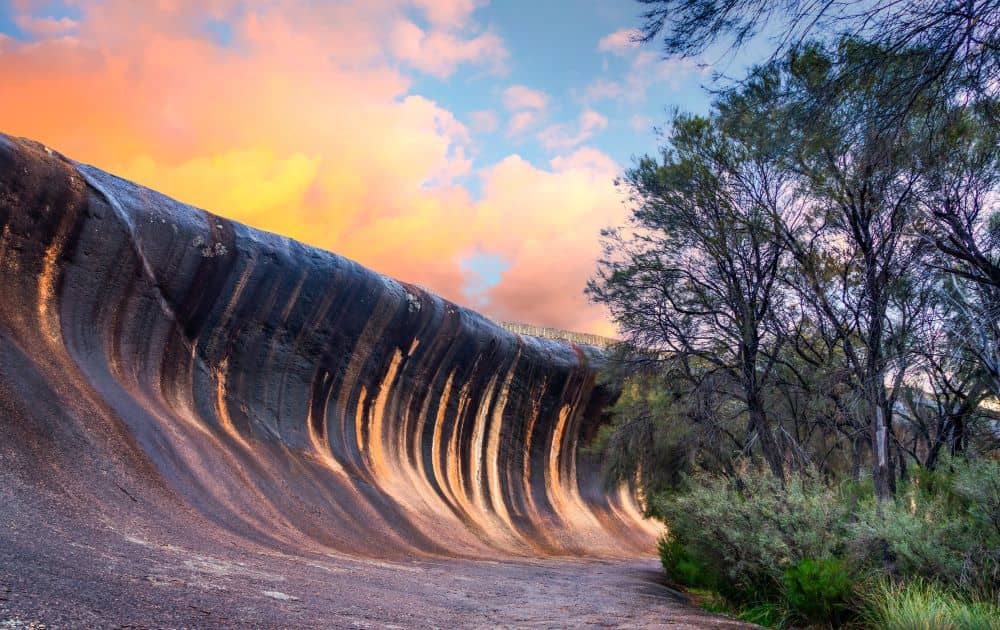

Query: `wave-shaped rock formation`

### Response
(0, 132, 658, 579)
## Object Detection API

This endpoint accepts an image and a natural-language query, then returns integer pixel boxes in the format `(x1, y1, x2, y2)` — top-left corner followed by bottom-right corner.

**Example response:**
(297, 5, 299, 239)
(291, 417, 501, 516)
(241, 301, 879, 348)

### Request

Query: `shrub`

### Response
(862, 579, 1000, 630)
(782, 558, 854, 625)
(657, 536, 722, 591)
(651, 458, 1000, 627)
(650, 463, 852, 605)
(850, 457, 1000, 601)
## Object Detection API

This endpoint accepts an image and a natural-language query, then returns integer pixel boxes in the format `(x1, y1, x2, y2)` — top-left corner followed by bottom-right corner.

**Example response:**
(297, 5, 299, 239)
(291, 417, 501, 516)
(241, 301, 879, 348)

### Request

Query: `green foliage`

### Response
(685, 588, 731, 616)
(650, 464, 852, 605)
(861, 580, 1000, 630)
(657, 536, 722, 591)
(684, 588, 787, 628)
(736, 603, 786, 628)
(851, 457, 1000, 600)
(782, 558, 853, 625)
(651, 458, 1000, 627)
(586, 367, 745, 498)
(607, 1, 1000, 628)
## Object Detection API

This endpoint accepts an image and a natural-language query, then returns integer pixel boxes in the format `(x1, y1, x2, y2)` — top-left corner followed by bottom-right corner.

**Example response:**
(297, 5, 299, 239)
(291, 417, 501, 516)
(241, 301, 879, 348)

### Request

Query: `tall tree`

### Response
(588, 110, 795, 477)
(917, 102, 1000, 392)
(716, 44, 934, 499)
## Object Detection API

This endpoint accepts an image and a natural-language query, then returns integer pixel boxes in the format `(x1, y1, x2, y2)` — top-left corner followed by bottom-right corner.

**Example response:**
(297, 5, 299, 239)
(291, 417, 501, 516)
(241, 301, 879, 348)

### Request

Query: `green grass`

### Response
(862, 580, 1000, 630)
(686, 588, 786, 628)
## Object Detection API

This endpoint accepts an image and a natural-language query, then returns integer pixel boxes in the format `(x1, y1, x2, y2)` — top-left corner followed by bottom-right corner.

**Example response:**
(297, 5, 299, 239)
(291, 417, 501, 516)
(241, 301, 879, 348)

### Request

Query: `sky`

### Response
(0, 0, 755, 336)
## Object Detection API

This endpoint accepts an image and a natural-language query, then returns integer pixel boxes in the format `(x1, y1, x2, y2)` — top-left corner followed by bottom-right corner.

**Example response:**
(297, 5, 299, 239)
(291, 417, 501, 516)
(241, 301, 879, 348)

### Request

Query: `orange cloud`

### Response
(472, 148, 626, 334)
(0, 0, 623, 335)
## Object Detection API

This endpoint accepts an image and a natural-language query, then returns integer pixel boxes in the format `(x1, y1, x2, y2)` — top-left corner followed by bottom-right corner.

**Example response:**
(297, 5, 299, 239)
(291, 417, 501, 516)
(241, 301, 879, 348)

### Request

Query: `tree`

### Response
(743, 44, 933, 499)
(916, 102, 1000, 393)
(635, 1, 1000, 388)
(898, 285, 997, 468)
(587, 109, 796, 478)
(635, 0, 1000, 106)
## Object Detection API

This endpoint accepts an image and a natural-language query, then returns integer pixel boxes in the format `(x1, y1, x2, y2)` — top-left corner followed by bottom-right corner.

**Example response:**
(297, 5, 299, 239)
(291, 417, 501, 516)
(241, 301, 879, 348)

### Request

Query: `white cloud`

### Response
(582, 52, 707, 104)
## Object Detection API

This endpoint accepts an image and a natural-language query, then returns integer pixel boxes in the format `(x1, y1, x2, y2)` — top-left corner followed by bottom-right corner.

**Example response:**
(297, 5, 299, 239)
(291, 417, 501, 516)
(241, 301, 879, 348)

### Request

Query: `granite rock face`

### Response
(0, 133, 657, 564)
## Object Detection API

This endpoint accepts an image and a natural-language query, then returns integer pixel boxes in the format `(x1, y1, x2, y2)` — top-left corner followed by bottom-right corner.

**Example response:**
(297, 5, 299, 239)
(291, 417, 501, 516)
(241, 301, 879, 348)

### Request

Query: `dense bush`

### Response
(650, 464, 852, 605)
(782, 558, 854, 625)
(657, 537, 722, 592)
(851, 457, 1000, 601)
(651, 457, 1000, 628)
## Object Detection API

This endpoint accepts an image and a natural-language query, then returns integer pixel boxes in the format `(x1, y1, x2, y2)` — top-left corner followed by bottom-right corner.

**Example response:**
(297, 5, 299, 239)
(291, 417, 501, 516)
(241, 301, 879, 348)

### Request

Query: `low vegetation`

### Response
(650, 458, 999, 627)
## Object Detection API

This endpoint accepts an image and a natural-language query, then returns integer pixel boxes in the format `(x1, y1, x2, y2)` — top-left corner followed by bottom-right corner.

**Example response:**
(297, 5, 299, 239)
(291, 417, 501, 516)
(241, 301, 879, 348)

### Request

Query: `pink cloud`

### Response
(537, 109, 608, 151)
(13, 14, 78, 38)
(502, 85, 549, 138)
(391, 19, 507, 79)
(506, 110, 541, 137)
(502, 84, 548, 111)
(597, 28, 639, 55)
(473, 148, 625, 333)
(411, 0, 484, 28)
(469, 109, 499, 134)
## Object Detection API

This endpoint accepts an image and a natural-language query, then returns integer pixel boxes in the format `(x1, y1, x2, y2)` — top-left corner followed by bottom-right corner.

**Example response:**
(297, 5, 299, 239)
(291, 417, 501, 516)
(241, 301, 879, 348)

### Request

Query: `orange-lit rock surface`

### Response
(0, 134, 746, 627)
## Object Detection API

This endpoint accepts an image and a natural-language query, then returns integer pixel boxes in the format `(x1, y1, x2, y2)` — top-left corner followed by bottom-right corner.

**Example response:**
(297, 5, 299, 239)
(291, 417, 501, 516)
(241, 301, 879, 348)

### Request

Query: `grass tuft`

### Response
(861, 580, 1000, 630)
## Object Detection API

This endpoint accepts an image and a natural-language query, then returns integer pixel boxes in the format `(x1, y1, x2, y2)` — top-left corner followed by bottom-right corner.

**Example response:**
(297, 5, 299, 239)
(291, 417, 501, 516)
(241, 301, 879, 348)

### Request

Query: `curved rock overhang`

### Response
(0, 133, 658, 561)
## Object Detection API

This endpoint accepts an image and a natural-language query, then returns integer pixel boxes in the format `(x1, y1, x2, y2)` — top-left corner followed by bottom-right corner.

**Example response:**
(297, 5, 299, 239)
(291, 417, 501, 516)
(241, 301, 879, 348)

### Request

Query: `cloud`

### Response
(502, 84, 548, 138)
(629, 113, 653, 133)
(13, 15, 78, 38)
(0, 0, 622, 335)
(506, 110, 540, 136)
(581, 78, 625, 102)
(472, 148, 625, 334)
(583, 49, 707, 104)
(391, 19, 507, 79)
(468, 109, 499, 134)
(460, 249, 510, 307)
(597, 28, 639, 55)
(411, 0, 484, 28)
(502, 84, 548, 111)
(537, 109, 607, 151)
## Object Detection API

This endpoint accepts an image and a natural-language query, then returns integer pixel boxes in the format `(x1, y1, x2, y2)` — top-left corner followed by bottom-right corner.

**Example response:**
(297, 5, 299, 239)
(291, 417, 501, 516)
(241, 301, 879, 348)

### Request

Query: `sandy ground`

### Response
(0, 515, 749, 629)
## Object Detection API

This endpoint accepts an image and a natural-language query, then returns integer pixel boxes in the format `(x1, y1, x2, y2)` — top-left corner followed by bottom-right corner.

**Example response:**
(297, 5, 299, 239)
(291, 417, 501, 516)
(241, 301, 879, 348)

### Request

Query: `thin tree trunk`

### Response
(851, 436, 862, 482)
(748, 399, 785, 478)
(871, 403, 893, 501)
